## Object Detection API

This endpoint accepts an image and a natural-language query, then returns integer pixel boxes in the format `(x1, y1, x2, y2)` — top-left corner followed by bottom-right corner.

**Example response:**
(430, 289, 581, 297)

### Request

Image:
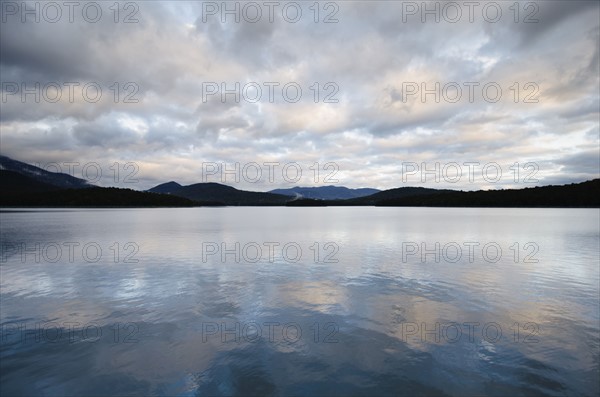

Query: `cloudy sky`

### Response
(1, 0, 598, 191)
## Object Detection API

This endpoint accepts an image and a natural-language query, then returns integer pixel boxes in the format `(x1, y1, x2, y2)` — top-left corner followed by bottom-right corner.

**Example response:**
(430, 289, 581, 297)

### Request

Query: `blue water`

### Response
(1, 207, 598, 396)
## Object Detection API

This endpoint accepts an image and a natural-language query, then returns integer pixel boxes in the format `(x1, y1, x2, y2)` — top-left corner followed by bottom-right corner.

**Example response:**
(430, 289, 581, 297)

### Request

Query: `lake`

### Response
(1, 207, 598, 396)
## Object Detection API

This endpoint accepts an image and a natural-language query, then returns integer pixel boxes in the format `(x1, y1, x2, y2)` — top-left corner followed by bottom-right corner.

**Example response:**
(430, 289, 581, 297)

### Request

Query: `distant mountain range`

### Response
(1, 155, 598, 207)
(268, 186, 380, 200)
(148, 181, 288, 206)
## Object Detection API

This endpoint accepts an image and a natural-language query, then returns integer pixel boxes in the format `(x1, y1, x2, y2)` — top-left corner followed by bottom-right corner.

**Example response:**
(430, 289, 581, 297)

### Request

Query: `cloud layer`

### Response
(1, 0, 598, 190)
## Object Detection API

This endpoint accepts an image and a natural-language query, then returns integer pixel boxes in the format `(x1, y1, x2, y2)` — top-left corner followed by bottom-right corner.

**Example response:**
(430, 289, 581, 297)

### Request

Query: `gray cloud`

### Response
(0, 0, 598, 191)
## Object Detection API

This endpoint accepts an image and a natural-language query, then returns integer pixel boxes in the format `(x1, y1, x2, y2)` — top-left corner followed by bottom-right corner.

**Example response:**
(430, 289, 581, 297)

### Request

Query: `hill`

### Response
(1, 155, 597, 208)
(375, 180, 600, 207)
(269, 186, 380, 200)
(147, 182, 290, 206)
(0, 170, 61, 194)
(340, 186, 454, 205)
(148, 181, 183, 194)
(0, 157, 215, 207)
(0, 155, 90, 189)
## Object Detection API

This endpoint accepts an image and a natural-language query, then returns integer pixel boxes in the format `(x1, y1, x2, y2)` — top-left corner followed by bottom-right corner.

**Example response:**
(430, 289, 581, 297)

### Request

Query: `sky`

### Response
(0, 0, 598, 191)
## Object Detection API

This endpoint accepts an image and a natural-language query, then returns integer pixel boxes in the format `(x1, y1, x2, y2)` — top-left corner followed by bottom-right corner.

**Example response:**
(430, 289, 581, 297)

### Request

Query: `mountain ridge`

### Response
(0, 155, 91, 189)
(148, 181, 290, 205)
(1, 155, 598, 208)
(268, 185, 380, 200)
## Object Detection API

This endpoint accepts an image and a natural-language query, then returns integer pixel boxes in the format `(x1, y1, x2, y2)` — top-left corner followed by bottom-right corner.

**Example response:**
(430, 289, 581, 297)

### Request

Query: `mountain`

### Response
(146, 179, 600, 208)
(147, 182, 290, 206)
(341, 186, 454, 205)
(279, 186, 452, 206)
(0, 155, 90, 189)
(375, 179, 600, 207)
(0, 170, 61, 194)
(0, 156, 213, 207)
(2, 155, 597, 208)
(148, 181, 183, 194)
(269, 186, 380, 200)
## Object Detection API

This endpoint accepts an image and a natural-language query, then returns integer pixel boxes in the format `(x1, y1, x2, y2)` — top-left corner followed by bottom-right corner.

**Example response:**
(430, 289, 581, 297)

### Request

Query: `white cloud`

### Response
(1, 0, 598, 191)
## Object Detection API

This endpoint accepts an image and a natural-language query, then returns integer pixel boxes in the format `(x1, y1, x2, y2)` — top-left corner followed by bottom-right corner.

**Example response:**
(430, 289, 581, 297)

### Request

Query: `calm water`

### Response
(0, 207, 598, 396)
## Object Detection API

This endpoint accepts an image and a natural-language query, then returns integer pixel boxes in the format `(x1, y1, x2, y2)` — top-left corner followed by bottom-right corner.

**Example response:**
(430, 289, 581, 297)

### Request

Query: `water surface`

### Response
(1, 207, 598, 396)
